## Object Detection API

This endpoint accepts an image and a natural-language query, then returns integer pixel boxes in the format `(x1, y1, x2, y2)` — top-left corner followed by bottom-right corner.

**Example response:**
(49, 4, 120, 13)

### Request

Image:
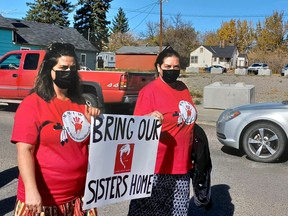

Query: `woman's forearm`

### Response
(16, 142, 42, 213)
(17, 142, 38, 191)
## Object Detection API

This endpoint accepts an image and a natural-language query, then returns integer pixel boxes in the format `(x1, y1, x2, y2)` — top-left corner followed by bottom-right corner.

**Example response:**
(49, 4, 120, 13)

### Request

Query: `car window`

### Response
(0, 53, 21, 70)
(23, 53, 40, 70)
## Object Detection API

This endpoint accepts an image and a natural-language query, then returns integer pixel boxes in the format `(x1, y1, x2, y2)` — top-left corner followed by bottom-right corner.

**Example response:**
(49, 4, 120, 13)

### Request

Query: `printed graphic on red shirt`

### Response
(114, 143, 135, 174)
(61, 111, 90, 144)
(177, 100, 197, 125)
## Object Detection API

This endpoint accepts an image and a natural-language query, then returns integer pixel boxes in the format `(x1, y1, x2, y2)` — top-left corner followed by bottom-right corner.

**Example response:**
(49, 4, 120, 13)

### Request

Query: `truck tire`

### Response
(82, 93, 99, 107)
(82, 93, 106, 113)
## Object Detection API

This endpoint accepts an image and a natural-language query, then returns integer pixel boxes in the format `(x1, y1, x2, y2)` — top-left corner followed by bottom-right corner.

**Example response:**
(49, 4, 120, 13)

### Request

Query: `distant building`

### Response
(116, 46, 166, 71)
(0, 15, 97, 69)
(188, 44, 239, 69)
(96, 52, 115, 68)
(237, 53, 249, 68)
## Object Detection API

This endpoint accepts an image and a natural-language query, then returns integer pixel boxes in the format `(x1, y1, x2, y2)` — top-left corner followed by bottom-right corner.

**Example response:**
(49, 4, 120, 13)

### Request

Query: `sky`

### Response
(0, 0, 287, 37)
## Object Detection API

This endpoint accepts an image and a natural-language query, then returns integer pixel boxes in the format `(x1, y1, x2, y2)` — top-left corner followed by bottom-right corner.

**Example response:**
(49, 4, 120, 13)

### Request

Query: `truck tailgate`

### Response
(126, 72, 156, 92)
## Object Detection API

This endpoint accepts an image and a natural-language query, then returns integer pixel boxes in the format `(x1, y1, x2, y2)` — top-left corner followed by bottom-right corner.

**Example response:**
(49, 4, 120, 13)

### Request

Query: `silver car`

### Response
(216, 101, 288, 163)
(247, 63, 269, 75)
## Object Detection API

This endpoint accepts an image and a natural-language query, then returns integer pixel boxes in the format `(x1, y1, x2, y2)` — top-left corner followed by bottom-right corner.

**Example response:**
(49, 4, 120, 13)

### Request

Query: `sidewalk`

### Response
(195, 104, 224, 126)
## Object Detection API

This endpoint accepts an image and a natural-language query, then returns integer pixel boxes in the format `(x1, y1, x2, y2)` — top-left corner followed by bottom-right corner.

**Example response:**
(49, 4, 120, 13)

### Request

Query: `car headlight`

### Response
(218, 109, 241, 122)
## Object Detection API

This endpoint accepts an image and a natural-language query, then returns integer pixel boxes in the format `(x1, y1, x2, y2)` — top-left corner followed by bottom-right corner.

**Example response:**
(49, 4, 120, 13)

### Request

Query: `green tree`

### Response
(235, 20, 255, 53)
(201, 31, 220, 46)
(142, 15, 199, 67)
(25, 0, 74, 26)
(105, 32, 138, 52)
(255, 11, 287, 51)
(162, 14, 199, 67)
(217, 20, 237, 46)
(144, 21, 159, 45)
(111, 7, 129, 33)
(74, 0, 112, 51)
(143, 19, 169, 47)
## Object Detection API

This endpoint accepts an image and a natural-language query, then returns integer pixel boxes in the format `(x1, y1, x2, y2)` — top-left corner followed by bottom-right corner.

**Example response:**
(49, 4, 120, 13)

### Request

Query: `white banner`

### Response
(83, 114, 162, 210)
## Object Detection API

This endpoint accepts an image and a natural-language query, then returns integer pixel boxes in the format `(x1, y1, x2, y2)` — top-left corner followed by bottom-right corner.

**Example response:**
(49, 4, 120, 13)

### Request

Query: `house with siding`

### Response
(187, 45, 239, 70)
(0, 15, 97, 69)
(237, 53, 249, 68)
(115, 46, 165, 71)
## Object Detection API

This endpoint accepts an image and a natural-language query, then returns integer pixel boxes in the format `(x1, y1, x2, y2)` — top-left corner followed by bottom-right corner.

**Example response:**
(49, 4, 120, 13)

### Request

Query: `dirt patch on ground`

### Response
(179, 72, 288, 104)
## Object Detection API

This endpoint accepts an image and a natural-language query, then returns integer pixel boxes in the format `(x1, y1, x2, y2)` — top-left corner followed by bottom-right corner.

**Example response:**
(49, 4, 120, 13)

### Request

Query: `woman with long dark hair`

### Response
(11, 43, 100, 215)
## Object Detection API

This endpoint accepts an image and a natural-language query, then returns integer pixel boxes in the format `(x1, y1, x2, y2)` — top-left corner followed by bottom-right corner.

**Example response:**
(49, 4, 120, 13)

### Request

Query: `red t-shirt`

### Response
(11, 93, 91, 205)
(134, 77, 197, 174)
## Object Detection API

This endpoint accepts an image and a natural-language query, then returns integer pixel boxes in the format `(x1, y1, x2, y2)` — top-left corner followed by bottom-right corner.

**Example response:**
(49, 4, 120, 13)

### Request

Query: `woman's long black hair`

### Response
(31, 43, 83, 103)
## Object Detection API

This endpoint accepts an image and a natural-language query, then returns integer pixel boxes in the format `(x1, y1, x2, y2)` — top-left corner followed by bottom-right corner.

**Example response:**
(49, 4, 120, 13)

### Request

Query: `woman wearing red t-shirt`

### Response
(11, 43, 100, 215)
(128, 47, 197, 215)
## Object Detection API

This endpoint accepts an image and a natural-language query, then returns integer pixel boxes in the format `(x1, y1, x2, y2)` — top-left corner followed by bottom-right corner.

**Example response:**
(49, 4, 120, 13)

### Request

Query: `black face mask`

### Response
(162, 69, 180, 83)
(53, 70, 77, 89)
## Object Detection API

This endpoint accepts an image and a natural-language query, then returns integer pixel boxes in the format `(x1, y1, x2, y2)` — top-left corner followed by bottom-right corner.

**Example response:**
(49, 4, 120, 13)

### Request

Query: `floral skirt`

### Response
(14, 197, 98, 216)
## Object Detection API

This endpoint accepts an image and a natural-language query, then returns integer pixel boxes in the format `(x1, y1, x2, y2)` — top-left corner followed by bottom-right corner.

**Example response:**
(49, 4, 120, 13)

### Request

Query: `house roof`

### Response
(0, 15, 97, 52)
(116, 46, 166, 54)
(238, 53, 247, 58)
(0, 15, 16, 30)
(203, 45, 237, 58)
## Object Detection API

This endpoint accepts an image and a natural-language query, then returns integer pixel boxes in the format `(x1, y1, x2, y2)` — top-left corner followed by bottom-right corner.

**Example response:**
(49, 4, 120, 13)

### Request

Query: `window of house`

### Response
(81, 53, 86, 66)
(190, 56, 198, 63)
(200, 47, 203, 53)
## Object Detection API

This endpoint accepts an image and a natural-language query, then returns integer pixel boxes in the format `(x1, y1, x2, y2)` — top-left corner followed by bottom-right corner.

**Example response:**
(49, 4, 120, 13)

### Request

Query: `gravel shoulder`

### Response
(179, 72, 288, 103)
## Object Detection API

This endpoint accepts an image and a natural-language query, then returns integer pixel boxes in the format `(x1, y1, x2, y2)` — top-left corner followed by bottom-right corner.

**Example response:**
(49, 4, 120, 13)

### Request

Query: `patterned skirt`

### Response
(14, 197, 98, 216)
(128, 173, 190, 216)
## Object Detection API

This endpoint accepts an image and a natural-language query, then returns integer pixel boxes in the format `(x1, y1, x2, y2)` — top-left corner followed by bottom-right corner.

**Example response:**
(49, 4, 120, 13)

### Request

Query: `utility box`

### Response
(258, 69, 272, 76)
(234, 68, 248, 75)
(210, 68, 223, 74)
(203, 82, 255, 109)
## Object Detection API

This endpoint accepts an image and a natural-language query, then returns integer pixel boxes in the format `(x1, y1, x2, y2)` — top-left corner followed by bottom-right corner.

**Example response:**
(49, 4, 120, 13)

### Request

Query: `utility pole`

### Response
(159, 0, 163, 52)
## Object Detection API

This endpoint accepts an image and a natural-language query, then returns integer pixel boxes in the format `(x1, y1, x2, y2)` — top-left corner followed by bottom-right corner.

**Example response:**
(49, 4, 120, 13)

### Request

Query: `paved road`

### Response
(1, 105, 288, 216)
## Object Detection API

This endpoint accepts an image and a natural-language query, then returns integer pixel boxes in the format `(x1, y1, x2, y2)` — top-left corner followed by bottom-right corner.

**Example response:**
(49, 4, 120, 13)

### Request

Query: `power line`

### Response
(128, 1, 159, 32)
(128, 2, 158, 22)
(110, 6, 288, 19)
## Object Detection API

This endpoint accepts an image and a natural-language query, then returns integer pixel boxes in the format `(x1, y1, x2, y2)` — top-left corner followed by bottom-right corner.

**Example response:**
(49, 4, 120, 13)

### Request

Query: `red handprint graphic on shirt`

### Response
(72, 116, 83, 133)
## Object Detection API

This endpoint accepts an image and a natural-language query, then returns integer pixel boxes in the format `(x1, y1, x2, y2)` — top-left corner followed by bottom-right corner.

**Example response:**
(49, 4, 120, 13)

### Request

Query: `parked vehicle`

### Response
(80, 66, 92, 71)
(0, 50, 156, 112)
(281, 64, 288, 76)
(247, 63, 269, 75)
(216, 101, 288, 163)
(205, 65, 227, 73)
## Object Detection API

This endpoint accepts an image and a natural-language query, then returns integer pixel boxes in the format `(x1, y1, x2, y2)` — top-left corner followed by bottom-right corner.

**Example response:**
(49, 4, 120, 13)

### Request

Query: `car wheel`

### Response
(242, 122, 287, 163)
